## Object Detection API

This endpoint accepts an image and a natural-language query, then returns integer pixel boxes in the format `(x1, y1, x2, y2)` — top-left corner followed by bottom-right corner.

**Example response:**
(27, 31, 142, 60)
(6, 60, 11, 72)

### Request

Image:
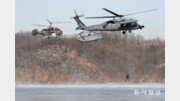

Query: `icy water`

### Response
(16, 84, 165, 101)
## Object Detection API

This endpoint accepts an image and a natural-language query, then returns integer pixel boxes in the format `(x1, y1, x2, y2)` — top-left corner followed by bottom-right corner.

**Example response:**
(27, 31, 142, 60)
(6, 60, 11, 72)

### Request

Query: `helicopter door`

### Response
(52, 33, 57, 37)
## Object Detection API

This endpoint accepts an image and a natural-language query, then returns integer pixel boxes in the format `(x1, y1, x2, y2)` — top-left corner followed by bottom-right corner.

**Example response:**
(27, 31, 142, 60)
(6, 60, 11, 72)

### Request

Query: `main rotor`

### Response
(86, 8, 157, 19)
(33, 19, 70, 28)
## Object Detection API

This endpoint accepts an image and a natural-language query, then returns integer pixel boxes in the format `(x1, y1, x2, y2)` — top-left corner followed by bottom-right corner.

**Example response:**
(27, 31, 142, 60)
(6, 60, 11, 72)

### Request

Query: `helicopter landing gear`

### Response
(122, 31, 126, 34)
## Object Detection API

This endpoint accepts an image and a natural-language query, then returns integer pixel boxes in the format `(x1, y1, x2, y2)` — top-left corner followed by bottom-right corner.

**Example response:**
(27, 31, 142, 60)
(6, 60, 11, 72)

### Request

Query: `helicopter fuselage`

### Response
(32, 27, 63, 38)
(76, 18, 144, 33)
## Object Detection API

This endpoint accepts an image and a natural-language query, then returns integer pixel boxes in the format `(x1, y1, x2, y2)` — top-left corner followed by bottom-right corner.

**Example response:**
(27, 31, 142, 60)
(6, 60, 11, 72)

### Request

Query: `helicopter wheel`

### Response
(122, 31, 126, 34)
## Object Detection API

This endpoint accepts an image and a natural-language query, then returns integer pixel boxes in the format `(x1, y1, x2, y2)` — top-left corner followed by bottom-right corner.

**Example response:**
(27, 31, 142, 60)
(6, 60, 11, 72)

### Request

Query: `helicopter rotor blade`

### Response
(54, 21, 71, 23)
(101, 8, 157, 18)
(102, 8, 124, 17)
(33, 24, 48, 27)
(47, 19, 53, 24)
(47, 19, 50, 23)
(86, 16, 116, 19)
(124, 9, 157, 16)
(71, 10, 84, 19)
(74, 9, 78, 16)
(78, 14, 85, 17)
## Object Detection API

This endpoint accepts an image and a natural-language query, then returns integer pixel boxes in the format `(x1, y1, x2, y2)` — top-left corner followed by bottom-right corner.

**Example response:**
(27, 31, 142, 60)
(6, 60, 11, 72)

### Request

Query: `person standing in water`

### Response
(125, 73, 129, 82)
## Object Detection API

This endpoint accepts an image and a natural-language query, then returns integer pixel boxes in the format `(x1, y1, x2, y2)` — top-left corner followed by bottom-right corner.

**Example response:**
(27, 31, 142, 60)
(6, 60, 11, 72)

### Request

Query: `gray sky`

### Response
(16, 0, 165, 39)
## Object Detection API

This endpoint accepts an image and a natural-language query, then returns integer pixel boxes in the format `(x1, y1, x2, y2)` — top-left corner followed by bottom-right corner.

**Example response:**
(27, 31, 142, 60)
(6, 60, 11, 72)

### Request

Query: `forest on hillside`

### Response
(15, 32, 165, 84)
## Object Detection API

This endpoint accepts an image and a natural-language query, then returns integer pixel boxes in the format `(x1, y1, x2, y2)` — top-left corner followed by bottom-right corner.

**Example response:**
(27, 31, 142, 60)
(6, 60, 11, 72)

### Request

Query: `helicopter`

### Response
(32, 19, 69, 39)
(72, 8, 156, 42)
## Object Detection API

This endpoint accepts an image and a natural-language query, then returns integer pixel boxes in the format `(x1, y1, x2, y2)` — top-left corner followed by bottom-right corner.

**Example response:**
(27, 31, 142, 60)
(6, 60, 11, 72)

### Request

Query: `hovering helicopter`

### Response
(72, 8, 156, 42)
(32, 19, 69, 39)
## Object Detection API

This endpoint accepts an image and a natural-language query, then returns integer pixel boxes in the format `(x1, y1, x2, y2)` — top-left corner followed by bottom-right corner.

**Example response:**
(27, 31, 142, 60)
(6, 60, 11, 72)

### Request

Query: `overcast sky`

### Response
(16, 0, 165, 39)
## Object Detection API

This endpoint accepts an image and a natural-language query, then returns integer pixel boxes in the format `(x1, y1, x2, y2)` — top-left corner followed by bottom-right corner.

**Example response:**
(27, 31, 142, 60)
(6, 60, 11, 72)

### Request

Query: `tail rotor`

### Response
(72, 10, 84, 19)
(72, 9, 86, 27)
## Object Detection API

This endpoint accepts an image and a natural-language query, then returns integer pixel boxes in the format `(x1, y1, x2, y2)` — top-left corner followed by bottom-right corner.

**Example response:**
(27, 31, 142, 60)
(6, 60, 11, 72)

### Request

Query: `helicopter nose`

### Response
(139, 25, 144, 29)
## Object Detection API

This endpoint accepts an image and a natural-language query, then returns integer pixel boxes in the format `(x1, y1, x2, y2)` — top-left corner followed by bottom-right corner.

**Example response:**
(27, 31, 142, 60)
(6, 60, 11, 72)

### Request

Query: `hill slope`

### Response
(15, 32, 165, 84)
